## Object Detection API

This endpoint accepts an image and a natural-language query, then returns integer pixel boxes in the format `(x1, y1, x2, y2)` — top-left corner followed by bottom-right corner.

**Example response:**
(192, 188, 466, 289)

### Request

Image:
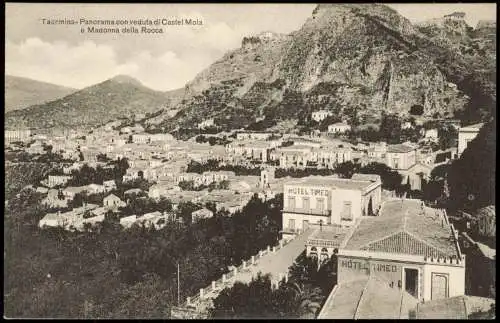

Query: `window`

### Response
(288, 219, 295, 230)
(316, 198, 325, 211)
(341, 201, 352, 221)
(287, 197, 296, 209)
(393, 158, 399, 169)
(302, 197, 310, 210)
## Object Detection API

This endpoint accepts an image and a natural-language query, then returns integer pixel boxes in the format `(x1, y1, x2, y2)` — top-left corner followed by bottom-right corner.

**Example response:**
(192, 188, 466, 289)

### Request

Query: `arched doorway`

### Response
(320, 248, 329, 262)
(310, 247, 318, 259)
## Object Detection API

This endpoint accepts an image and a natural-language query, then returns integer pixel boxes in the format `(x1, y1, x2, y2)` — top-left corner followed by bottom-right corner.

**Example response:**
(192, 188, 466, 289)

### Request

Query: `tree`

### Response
(409, 104, 424, 116)
(447, 119, 495, 212)
(379, 113, 402, 144)
(335, 161, 359, 179)
(359, 162, 403, 191)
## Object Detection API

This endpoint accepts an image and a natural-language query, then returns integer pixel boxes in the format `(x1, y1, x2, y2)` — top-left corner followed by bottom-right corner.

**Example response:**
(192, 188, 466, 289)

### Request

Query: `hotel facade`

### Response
(318, 199, 466, 319)
(281, 174, 382, 238)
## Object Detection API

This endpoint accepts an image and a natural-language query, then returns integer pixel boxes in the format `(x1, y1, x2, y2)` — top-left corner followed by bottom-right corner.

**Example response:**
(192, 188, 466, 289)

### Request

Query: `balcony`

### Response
(282, 207, 331, 216)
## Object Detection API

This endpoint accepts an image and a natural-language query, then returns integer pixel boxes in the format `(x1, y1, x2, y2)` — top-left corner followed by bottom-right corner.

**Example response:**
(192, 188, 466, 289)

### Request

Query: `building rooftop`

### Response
(279, 145, 314, 152)
(330, 122, 350, 127)
(460, 123, 484, 132)
(319, 278, 368, 319)
(63, 186, 89, 194)
(284, 175, 378, 192)
(387, 144, 416, 153)
(342, 199, 459, 259)
(319, 277, 418, 319)
(350, 174, 381, 183)
(307, 225, 349, 247)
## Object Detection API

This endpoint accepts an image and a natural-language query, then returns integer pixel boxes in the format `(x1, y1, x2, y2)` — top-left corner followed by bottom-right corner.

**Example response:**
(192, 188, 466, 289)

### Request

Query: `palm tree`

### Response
(282, 280, 323, 318)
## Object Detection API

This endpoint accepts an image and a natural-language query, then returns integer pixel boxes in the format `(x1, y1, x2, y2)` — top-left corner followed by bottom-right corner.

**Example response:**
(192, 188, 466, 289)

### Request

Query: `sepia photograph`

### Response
(4, 2, 496, 319)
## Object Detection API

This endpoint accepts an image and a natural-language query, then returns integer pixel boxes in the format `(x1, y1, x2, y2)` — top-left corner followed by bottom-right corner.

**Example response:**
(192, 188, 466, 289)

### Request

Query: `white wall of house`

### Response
(458, 130, 480, 156)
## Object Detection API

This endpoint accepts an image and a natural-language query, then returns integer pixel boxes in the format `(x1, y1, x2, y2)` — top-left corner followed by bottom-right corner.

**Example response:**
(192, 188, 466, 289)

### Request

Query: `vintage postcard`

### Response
(4, 2, 496, 319)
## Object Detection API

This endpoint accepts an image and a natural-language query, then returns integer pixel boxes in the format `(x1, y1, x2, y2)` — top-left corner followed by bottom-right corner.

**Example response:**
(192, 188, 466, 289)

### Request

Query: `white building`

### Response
(386, 144, 417, 170)
(282, 174, 382, 237)
(457, 123, 483, 156)
(198, 118, 215, 129)
(424, 128, 439, 141)
(39, 212, 65, 228)
(444, 11, 466, 21)
(87, 184, 106, 195)
(235, 132, 275, 141)
(103, 194, 126, 210)
(120, 215, 138, 229)
(103, 180, 117, 191)
(192, 208, 214, 222)
(47, 175, 72, 188)
(317, 199, 465, 319)
(5, 129, 31, 142)
(327, 122, 351, 134)
(311, 110, 332, 123)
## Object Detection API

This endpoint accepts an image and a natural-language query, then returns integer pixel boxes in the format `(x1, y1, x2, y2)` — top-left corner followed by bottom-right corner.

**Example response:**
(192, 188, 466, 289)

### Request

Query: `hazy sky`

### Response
(5, 3, 496, 91)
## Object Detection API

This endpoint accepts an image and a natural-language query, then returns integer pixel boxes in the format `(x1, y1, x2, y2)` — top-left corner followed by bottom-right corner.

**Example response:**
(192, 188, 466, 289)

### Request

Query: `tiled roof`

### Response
(320, 277, 418, 319)
(343, 199, 459, 258)
(355, 277, 408, 319)
(319, 279, 368, 319)
(362, 231, 452, 259)
(387, 144, 415, 153)
(285, 175, 376, 191)
(351, 174, 381, 182)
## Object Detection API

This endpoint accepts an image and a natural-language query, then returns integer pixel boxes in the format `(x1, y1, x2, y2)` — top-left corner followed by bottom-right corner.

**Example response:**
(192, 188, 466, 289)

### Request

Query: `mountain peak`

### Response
(109, 74, 142, 86)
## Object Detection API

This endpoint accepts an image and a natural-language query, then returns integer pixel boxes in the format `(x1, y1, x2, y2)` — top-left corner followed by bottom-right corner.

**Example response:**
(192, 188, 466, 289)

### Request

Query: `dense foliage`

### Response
(447, 119, 495, 213)
(187, 159, 262, 176)
(4, 189, 283, 318)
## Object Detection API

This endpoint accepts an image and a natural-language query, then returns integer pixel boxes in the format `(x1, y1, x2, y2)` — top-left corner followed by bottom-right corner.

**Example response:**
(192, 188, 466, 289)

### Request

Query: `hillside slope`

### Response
(5, 75, 77, 112)
(5, 75, 179, 130)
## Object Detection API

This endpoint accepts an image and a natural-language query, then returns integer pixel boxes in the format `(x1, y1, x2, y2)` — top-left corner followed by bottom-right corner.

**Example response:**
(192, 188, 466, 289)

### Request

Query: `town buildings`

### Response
(235, 132, 276, 141)
(47, 175, 72, 188)
(5, 129, 32, 142)
(328, 123, 351, 134)
(311, 110, 332, 123)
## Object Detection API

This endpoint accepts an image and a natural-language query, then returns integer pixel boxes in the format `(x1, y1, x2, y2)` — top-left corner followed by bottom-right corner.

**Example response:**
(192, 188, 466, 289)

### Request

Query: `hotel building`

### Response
(318, 199, 466, 319)
(281, 174, 382, 238)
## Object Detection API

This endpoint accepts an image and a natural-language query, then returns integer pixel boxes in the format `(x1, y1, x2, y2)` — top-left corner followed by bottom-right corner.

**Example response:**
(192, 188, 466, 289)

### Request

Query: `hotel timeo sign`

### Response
(287, 187, 330, 197)
(340, 259, 398, 273)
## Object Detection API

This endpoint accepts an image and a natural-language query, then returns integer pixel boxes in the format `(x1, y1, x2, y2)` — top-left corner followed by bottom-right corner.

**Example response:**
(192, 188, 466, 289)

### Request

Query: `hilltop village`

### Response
(4, 108, 493, 319)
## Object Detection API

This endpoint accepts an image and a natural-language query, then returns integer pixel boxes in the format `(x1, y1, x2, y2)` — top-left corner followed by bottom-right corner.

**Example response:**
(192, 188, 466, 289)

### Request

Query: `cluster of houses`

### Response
(6, 114, 485, 239)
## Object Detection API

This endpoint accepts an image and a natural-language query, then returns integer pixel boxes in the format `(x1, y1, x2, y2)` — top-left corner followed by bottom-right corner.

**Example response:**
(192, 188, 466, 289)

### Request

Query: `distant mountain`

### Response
(5, 75, 77, 112)
(5, 75, 182, 131)
(145, 4, 495, 135)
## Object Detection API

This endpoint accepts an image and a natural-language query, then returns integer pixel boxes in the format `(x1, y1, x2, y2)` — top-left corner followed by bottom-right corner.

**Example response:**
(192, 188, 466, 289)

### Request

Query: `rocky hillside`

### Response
(5, 75, 76, 112)
(5, 75, 181, 131)
(149, 4, 495, 134)
(415, 15, 496, 122)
